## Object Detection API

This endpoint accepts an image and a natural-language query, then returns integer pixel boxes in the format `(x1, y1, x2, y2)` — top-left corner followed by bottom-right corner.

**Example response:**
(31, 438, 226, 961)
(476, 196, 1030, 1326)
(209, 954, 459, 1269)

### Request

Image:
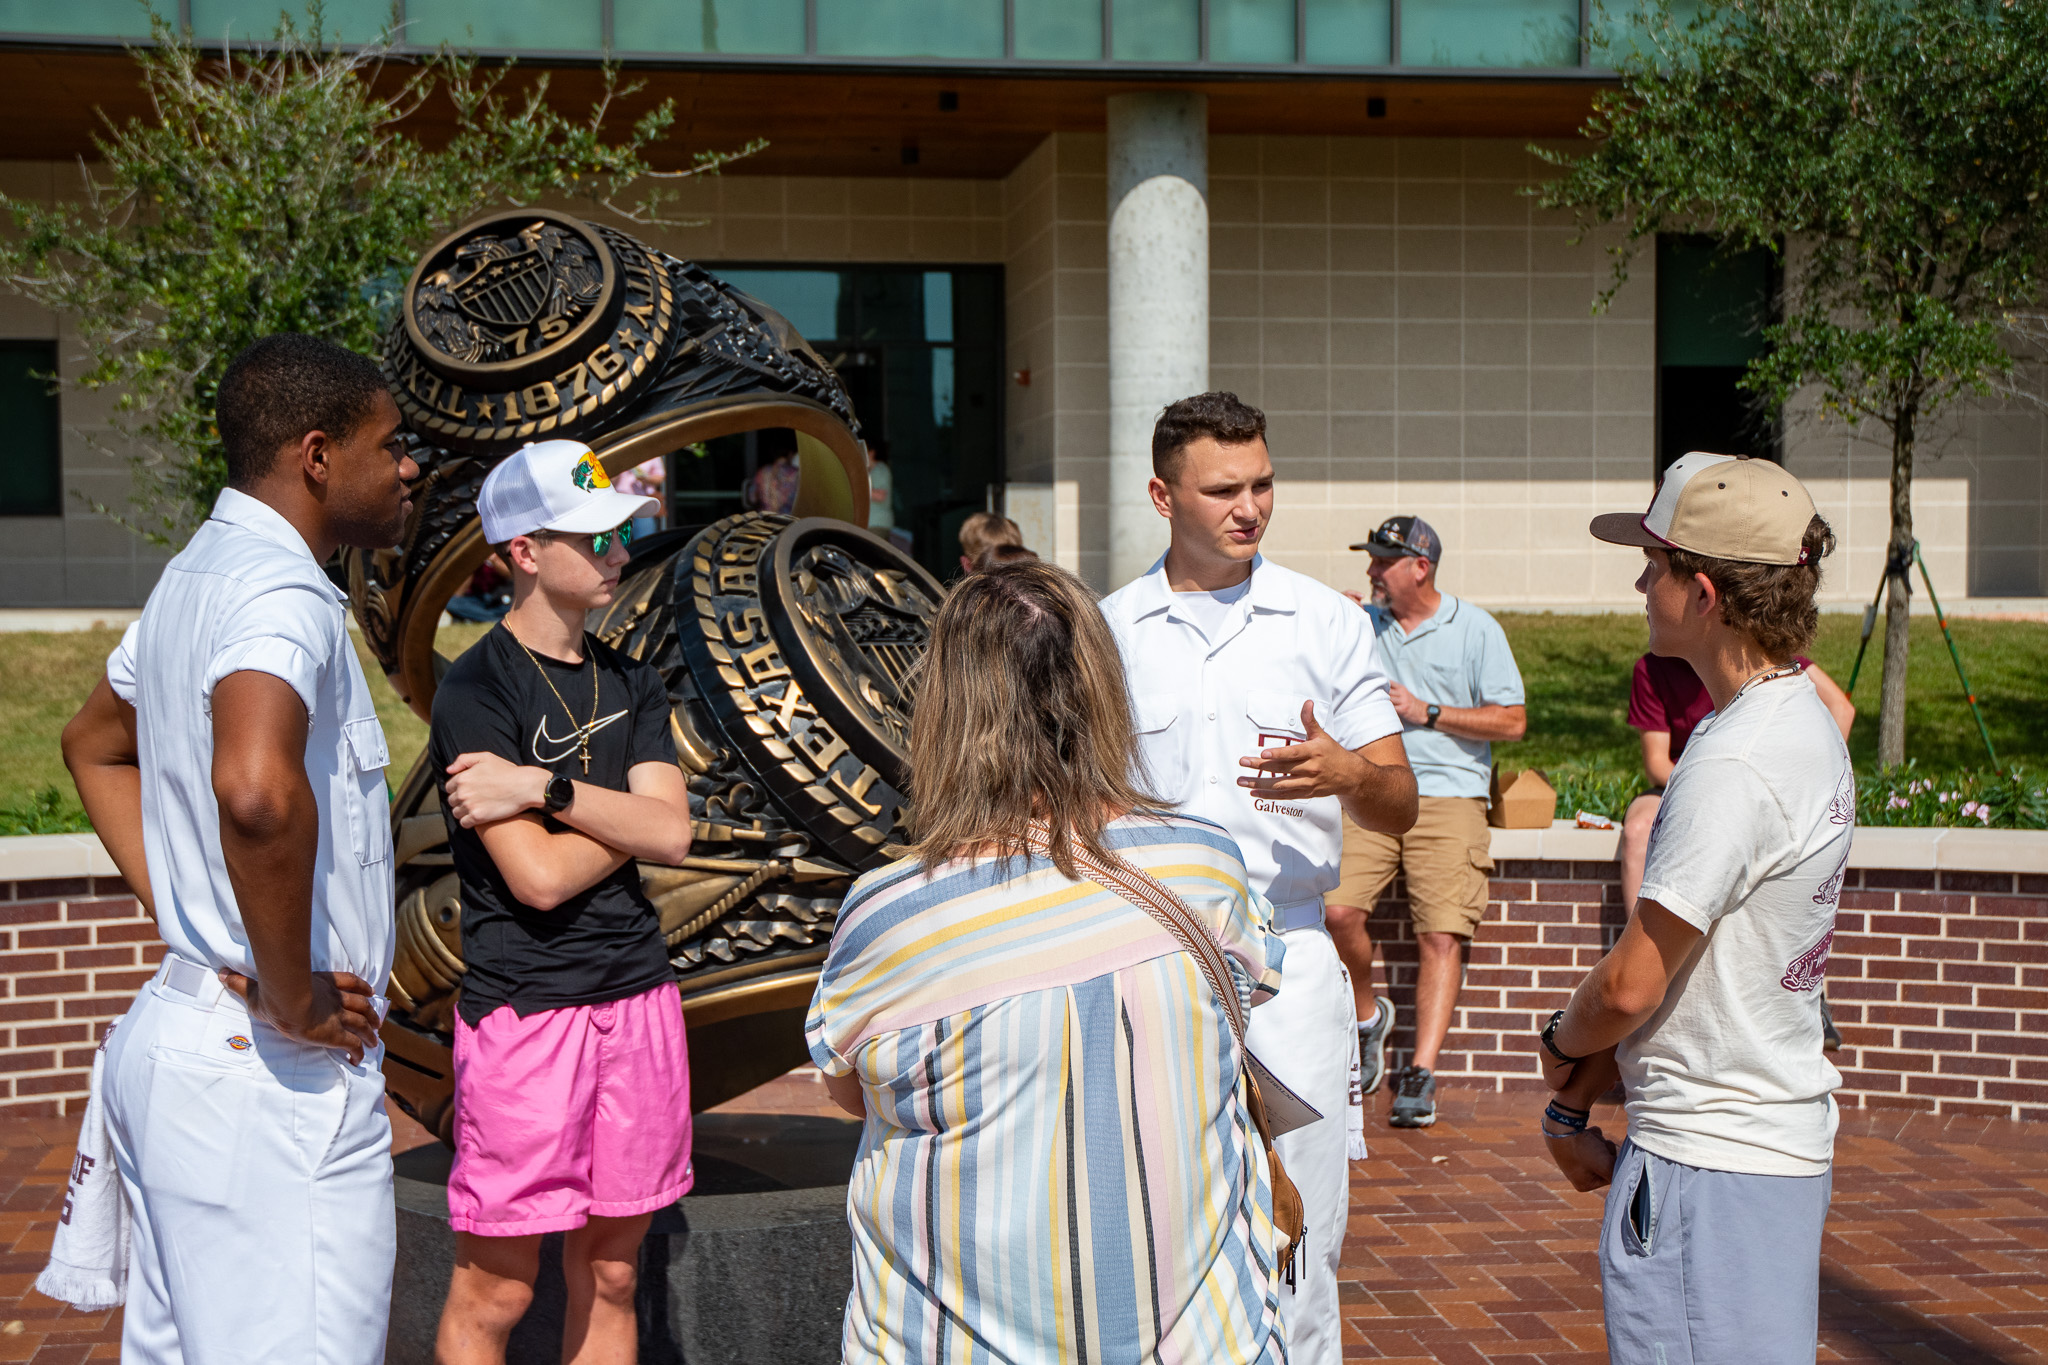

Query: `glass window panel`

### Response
(405, 1, 602, 51)
(923, 272, 954, 343)
(1015, 0, 1102, 59)
(1112, 0, 1198, 60)
(614, 0, 805, 54)
(0, 342, 61, 517)
(1656, 236, 1772, 367)
(0, 0, 156, 36)
(1304, 0, 1390, 64)
(1399, 0, 1579, 67)
(1211, 0, 1295, 63)
(815, 0, 1003, 59)
(848, 271, 929, 341)
(1588, 0, 1708, 69)
(717, 270, 847, 342)
(187, 1, 393, 43)
(930, 347, 955, 429)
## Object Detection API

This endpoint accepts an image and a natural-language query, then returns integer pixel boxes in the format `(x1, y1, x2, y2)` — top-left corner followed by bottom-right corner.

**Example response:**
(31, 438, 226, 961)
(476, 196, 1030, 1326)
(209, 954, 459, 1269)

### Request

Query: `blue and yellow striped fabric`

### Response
(806, 814, 1291, 1364)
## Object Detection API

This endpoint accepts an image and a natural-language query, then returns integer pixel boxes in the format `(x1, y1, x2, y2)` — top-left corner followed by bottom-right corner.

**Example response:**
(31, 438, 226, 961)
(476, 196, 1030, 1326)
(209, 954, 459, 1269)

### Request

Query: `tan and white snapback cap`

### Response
(1590, 452, 1818, 565)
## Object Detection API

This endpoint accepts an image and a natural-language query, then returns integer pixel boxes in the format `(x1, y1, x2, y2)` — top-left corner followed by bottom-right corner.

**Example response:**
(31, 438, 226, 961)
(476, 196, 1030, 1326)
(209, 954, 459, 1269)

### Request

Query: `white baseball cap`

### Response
(1590, 451, 1819, 566)
(477, 440, 657, 545)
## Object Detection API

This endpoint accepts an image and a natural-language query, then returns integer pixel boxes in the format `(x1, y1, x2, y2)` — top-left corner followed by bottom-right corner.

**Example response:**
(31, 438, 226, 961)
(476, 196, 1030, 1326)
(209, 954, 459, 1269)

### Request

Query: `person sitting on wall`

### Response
(956, 510, 1023, 575)
(1325, 515, 1528, 1130)
(446, 555, 512, 623)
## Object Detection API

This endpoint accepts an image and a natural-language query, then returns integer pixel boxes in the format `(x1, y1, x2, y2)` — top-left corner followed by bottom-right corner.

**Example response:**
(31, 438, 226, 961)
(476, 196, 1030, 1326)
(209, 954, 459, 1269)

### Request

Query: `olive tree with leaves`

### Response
(0, 4, 756, 545)
(1538, 0, 2048, 766)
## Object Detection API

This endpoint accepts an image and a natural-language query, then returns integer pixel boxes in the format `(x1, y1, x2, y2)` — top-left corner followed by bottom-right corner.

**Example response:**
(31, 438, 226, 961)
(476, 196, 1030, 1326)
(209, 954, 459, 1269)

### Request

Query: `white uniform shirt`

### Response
(1101, 554, 1403, 914)
(107, 488, 396, 986)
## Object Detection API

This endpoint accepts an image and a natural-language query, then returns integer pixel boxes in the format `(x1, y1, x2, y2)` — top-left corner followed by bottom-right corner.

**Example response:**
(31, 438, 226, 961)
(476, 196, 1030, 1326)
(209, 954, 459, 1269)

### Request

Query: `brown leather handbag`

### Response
(1062, 840, 1307, 1274)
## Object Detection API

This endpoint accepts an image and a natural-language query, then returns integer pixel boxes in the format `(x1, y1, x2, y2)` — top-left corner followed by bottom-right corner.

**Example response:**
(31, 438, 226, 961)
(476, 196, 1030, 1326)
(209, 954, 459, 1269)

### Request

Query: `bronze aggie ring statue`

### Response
(343, 208, 944, 1142)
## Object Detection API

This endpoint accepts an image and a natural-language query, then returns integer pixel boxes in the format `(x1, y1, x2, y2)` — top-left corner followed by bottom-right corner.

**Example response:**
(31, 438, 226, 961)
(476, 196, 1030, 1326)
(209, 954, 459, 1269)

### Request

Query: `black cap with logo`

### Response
(1349, 515, 1442, 563)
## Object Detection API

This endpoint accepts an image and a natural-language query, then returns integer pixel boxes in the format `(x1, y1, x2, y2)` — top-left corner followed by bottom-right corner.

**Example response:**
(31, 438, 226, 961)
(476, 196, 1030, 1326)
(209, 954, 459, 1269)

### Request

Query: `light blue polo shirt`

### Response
(1363, 594, 1525, 799)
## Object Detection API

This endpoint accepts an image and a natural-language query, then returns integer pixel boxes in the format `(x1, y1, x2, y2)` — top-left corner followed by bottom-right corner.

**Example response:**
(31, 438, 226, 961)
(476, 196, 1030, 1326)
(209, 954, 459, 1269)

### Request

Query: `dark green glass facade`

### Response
(1, 0, 1624, 70)
(0, 342, 61, 518)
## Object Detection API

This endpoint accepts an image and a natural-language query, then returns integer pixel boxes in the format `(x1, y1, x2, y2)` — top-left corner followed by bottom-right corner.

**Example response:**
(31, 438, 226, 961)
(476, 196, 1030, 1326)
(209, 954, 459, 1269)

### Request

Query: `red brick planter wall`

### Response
(0, 875, 161, 1117)
(2, 857, 2044, 1121)
(1368, 861, 2048, 1121)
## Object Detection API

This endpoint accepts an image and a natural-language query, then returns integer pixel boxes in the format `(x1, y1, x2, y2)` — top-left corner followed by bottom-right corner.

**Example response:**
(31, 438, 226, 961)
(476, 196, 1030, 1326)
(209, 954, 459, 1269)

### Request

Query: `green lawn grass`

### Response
(1494, 612, 2048, 776)
(4, 614, 2044, 831)
(0, 623, 492, 831)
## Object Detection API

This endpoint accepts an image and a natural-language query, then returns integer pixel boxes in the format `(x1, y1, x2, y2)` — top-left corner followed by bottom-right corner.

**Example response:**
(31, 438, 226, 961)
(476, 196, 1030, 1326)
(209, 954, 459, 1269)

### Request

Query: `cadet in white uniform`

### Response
(62, 335, 418, 1364)
(1101, 392, 1416, 1365)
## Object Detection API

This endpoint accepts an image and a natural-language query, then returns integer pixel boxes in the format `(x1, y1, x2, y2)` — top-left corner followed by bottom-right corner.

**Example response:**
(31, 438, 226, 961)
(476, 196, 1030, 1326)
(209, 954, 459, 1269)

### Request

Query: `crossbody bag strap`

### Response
(1060, 841, 1250, 1047)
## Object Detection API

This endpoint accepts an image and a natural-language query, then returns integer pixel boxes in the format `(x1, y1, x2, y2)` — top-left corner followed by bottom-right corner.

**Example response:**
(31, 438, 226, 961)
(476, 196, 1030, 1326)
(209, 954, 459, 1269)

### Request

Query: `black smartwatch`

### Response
(1424, 703, 1441, 730)
(543, 773, 575, 814)
(1541, 1009, 1583, 1065)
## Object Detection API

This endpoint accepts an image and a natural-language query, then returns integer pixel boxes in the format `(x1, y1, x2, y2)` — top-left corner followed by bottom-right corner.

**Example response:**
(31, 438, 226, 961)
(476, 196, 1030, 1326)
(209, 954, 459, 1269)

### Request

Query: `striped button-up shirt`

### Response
(807, 815, 1289, 1364)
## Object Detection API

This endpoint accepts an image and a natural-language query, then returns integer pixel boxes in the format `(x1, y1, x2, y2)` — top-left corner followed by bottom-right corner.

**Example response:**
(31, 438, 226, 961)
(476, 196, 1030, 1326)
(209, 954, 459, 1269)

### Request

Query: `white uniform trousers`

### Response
(103, 961, 395, 1364)
(1246, 921, 1357, 1365)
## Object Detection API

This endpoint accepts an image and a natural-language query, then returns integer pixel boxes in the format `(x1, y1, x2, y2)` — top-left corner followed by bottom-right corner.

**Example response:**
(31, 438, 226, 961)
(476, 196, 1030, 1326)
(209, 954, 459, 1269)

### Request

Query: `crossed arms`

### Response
(441, 751, 692, 911)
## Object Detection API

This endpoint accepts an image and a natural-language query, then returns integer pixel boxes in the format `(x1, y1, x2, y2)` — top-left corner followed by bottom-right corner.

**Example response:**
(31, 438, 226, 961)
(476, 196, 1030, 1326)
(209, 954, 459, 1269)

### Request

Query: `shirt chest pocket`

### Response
(1245, 689, 1309, 749)
(1132, 697, 1188, 796)
(342, 716, 392, 867)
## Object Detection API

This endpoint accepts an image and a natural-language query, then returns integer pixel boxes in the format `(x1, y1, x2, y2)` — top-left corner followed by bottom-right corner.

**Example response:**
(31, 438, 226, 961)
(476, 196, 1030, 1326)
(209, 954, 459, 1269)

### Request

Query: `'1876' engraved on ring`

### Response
(385, 210, 676, 452)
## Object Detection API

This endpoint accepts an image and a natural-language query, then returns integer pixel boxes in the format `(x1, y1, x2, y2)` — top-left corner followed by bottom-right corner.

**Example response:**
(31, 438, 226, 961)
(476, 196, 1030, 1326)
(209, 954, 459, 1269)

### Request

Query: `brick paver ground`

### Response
(0, 1078, 2040, 1362)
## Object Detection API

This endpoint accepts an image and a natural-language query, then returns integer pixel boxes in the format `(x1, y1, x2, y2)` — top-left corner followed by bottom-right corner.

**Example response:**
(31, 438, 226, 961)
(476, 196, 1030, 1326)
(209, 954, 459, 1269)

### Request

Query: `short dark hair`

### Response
(971, 542, 1039, 571)
(1666, 514, 1836, 658)
(215, 334, 390, 489)
(1152, 391, 1266, 484)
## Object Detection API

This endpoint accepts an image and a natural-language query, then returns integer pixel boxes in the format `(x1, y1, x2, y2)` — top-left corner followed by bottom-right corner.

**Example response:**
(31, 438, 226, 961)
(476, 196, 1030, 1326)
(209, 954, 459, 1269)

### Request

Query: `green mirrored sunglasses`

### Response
(540, 520, 636, 556)
(589, 520, 636, 556)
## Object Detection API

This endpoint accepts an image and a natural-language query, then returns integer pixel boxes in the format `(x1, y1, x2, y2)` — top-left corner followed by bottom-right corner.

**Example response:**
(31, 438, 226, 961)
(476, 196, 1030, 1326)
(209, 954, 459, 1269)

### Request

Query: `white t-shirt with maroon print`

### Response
(1625, 669, 1854, 1177)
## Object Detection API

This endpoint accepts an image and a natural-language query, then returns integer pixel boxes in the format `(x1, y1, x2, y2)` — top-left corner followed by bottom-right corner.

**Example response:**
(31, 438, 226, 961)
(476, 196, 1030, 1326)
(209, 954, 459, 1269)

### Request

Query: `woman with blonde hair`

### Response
(806, 560, 1291, 1364)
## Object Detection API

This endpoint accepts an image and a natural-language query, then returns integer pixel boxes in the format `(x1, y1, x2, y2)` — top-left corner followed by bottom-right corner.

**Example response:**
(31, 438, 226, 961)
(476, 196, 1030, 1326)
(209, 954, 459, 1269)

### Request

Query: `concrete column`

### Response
(1106, 92, 1208, 589)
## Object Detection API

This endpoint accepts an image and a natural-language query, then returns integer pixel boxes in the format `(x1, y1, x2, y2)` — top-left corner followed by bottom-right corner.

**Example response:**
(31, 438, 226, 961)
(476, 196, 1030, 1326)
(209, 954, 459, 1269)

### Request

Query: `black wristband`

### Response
(1541, 1008, 1584, 1065)
(1542, 1100, 1591, 1135)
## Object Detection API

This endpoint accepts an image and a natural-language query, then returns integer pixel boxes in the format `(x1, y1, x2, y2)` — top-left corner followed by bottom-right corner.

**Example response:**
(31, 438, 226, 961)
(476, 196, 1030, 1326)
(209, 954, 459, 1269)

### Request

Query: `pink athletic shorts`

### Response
(448, 982, 694, 1236)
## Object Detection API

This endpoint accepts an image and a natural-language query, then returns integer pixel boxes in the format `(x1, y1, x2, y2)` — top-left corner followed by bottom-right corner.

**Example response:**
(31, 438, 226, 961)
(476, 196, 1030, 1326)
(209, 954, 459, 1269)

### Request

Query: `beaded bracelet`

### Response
(1540, 1100, 1591, 1139)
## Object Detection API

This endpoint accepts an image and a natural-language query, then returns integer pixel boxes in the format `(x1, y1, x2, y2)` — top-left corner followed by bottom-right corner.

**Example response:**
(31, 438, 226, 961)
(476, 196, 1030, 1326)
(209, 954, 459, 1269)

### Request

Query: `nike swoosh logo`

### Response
(531, 710, 629, 765)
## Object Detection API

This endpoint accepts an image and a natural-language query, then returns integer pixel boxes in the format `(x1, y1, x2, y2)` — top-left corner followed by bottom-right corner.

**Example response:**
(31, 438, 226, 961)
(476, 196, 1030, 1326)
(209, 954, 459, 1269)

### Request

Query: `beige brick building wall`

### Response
(0, 162, 174, 609)
(1001, 131, 2047, 606)
(1, 144, 2041, 608)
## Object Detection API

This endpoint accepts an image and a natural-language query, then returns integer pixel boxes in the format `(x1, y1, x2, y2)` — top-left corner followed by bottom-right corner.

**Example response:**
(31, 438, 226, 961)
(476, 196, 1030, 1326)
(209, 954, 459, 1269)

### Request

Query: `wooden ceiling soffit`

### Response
(0, 48, 1604, 178)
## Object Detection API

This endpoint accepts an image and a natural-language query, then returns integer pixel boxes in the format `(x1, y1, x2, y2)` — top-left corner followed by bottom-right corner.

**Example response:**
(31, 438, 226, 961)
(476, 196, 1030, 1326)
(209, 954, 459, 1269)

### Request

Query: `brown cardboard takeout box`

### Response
(1489, 767, 1557, 829)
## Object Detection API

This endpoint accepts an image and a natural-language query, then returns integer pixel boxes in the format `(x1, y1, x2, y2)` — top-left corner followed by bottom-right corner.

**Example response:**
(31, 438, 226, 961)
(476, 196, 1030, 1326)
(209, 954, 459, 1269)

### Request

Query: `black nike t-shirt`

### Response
(429, 624, 679, 1027)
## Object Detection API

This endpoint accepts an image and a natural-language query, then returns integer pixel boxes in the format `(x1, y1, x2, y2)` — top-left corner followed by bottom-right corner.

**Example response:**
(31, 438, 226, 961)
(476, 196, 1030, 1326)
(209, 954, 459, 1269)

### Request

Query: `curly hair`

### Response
(1665, 514, 1837, 658)
(216, 334, 388, 489)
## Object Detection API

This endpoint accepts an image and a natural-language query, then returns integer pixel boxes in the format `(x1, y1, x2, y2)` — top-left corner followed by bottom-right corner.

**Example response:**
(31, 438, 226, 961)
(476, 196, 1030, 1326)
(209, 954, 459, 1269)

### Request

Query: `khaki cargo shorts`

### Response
(1333, 795, 1494, 938)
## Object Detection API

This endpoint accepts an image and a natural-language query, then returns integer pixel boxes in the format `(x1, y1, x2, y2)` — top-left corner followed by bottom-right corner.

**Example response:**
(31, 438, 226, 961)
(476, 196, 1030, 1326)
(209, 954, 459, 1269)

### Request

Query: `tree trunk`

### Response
(1878, 407, 1915, 767)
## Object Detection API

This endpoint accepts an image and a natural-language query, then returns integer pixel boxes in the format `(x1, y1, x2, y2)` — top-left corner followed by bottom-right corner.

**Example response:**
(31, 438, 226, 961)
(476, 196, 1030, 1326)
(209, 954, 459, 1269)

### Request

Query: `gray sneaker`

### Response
(1356, 996, 1396, 1096)
(1388, 1065, 1437, 1128)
